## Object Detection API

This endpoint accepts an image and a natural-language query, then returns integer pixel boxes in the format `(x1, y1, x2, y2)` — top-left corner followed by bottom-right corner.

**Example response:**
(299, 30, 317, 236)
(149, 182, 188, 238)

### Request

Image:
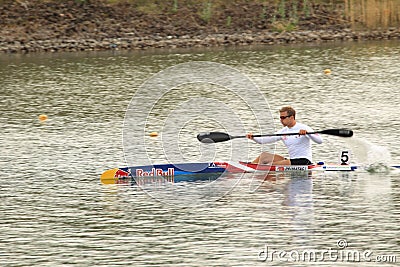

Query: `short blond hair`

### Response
(279, 106, 296, 119)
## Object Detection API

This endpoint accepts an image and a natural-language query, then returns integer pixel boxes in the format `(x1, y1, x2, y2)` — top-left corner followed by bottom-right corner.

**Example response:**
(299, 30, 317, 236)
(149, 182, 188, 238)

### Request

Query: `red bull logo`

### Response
(136, 168, 174, 177)
(115, 169, 130, 178)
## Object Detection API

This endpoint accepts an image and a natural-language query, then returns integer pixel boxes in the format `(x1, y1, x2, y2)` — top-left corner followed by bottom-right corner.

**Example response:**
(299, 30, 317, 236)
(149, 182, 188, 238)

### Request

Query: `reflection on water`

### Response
(1, 41, 399, 266)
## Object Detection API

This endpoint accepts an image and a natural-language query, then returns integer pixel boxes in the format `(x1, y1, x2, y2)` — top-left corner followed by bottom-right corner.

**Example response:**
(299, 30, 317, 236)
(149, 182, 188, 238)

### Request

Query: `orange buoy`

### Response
(38, 114, 48, 122)
(149, 132, 159, 137)
(324, 69, 332, 75)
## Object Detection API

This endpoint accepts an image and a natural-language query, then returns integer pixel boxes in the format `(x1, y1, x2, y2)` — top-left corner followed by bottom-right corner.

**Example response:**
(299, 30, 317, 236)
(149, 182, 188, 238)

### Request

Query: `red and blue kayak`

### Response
(100, 161, 363, 184)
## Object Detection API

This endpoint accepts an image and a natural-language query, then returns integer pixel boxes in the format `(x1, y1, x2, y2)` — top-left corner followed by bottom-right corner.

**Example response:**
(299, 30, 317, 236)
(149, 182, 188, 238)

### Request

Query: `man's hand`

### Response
(299, 129, 308, 135)
(246, 132, 254, 139)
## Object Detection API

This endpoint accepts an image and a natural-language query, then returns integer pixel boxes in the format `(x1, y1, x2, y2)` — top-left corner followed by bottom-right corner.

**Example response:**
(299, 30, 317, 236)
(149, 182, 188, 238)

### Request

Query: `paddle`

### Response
(197, 128, 353, 143)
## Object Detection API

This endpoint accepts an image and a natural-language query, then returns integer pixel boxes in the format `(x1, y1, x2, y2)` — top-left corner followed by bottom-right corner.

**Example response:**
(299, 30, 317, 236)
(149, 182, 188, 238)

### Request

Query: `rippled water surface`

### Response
(1, 41, 399, 266)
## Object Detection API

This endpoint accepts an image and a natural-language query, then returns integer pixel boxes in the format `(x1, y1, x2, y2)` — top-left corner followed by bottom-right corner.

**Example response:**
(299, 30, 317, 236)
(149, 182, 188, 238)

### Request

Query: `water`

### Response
(1, 40, 399, 266)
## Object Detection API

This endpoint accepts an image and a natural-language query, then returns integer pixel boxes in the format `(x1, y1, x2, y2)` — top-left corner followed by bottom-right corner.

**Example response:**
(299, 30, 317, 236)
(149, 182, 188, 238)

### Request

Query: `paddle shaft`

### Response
(232, 131, 325, 139)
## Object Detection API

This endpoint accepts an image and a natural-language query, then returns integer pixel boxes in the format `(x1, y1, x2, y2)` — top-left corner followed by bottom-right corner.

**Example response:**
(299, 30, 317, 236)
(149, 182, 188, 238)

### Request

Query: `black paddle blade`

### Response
(197, 132, 232, 143)
(320, 129, 353, 137)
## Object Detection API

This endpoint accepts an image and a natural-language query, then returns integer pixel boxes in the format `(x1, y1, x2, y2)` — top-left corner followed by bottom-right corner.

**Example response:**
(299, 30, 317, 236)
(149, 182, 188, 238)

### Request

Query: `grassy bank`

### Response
(1, 0, 399, 53)
(104, 0, 400, 29)
(104, 0, 345, 31)
(3, 0, 399, 30)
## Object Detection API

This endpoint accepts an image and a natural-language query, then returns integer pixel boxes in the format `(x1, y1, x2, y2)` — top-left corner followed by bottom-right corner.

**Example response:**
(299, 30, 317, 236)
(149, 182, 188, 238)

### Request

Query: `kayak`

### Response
(100, 161, 363, 184)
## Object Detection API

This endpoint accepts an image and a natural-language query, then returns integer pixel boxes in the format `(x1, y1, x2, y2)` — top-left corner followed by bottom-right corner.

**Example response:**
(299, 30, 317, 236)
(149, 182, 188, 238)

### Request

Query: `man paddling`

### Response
(246, 106, 323, 165)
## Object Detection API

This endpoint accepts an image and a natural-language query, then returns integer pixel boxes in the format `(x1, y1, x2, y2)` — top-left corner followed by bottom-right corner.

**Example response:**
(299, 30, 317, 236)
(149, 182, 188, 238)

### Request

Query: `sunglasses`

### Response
(280, 115, 291, 120)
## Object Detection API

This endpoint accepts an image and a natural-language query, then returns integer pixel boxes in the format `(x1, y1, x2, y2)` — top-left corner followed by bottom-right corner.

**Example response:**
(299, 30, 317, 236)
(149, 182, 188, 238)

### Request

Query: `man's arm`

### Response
(247, 133, 282, 144)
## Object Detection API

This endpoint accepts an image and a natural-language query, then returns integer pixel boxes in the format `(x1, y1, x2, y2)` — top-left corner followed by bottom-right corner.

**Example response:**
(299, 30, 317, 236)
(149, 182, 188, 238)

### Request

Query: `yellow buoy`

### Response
(100, 168, 119, 185)
(149, 132, 159, 137)
(38, 114, 48, 122)
(324, 69, 332, 75)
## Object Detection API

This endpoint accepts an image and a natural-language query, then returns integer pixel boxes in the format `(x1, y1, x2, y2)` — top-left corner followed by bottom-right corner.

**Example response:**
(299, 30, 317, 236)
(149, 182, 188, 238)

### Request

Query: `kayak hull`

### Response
(100, 161, 359, 184)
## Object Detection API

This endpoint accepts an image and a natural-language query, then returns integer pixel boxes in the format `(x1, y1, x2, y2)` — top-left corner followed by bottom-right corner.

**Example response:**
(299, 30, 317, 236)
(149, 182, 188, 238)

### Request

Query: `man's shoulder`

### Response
(292, 122, 313, 130)
(295, 122, 308, 128)
(297, 122, 314, 131)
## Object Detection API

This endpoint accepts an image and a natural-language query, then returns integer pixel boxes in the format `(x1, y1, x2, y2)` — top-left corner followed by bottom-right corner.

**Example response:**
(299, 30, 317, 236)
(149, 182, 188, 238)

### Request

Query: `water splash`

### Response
(345, 137, 392, 173)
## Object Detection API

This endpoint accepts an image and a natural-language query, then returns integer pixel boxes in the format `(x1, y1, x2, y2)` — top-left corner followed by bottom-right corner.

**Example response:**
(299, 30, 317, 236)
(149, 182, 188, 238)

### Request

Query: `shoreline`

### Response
(2, 0, 400, 54)
(2, 28, 400, 53)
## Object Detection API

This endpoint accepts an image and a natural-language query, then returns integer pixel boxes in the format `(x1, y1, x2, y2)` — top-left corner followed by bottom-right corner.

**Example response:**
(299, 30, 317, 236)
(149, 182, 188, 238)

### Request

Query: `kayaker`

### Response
(246, 106, 323, 165)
